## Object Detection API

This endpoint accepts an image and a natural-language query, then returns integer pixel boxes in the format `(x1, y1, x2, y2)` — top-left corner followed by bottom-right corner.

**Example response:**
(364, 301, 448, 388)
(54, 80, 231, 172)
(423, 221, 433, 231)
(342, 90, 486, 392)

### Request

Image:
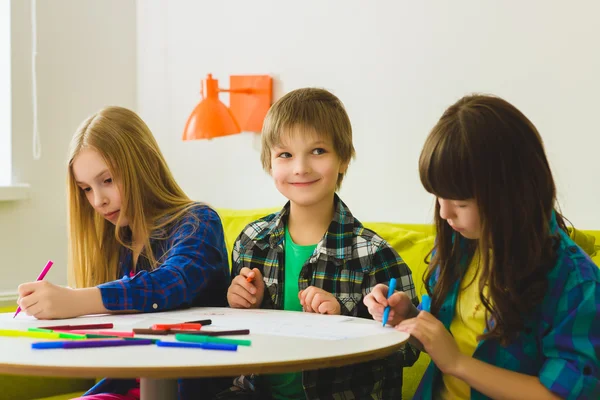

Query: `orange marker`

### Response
(152, 323, 201, 331)
(246, 275, 254, 283)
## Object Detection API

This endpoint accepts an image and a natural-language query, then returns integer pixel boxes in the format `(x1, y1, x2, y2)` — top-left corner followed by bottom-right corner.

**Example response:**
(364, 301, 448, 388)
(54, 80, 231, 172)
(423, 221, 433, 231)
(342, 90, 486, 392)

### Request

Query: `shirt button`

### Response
(152, 303, 158, 310)
(583, 366, 591, 375)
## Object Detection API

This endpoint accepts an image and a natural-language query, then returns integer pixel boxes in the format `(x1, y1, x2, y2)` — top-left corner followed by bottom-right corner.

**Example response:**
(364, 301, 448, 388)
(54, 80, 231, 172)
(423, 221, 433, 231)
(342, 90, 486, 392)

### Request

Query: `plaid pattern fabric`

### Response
(87, 204, 231, 399)
(231, 195, 419, 399)
(415, 214, 600, 400)
(98, 204, 230, 312)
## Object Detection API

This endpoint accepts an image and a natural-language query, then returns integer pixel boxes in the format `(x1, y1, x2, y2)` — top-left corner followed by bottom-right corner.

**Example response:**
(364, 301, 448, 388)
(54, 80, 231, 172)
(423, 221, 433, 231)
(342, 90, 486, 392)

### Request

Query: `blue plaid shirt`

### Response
(86, 204, 231, 398)
(415, 216, 600, 400)
(97, 204, 230, 312)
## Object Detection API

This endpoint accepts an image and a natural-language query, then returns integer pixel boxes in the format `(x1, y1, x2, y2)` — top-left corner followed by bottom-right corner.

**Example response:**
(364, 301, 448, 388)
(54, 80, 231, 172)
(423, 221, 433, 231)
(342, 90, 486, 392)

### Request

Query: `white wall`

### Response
(2, 0, 598, 300)
(137, 0, 600, 229)
(0, 0, 136, 298)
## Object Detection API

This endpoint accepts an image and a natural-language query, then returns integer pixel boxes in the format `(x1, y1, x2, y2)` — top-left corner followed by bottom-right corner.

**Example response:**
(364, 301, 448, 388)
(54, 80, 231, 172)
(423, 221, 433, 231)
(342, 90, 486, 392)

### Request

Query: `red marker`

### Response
(42, 323, 114, 331)
(151, 323, 201, 331)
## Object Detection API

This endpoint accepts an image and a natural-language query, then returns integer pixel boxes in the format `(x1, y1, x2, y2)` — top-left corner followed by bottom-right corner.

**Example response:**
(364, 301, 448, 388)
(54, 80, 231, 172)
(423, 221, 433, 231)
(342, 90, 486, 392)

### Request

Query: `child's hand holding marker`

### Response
(363, 280, 419, 326)
(17, 280, 96, 320)
(227, 267, 265, 309)
(419, 294, 431, 313)
(381, 278, 397, 326)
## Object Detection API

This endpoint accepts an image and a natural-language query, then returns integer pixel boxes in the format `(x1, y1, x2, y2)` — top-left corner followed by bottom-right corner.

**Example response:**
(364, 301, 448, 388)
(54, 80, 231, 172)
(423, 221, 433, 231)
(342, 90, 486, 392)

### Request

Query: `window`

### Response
(0, 0, 10, 186)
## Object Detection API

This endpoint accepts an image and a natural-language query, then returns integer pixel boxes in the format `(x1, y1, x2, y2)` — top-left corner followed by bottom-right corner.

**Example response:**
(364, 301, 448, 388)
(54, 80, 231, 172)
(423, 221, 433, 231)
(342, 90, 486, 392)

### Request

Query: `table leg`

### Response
(140, 377, 178, 400)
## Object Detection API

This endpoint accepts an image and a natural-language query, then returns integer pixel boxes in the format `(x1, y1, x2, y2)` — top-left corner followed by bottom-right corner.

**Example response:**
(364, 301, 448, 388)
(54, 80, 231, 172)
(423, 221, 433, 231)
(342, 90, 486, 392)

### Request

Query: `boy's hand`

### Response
(17, 281, 82, 319)
(363, 283, 416, 325)
(299, 286, 341, 315)
(227, 267, 265, 309)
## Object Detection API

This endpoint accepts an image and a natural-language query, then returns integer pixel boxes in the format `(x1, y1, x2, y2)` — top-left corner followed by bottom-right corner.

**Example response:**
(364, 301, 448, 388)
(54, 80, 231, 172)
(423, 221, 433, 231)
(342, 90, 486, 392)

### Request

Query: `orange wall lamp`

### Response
(183, 73, 273, 140)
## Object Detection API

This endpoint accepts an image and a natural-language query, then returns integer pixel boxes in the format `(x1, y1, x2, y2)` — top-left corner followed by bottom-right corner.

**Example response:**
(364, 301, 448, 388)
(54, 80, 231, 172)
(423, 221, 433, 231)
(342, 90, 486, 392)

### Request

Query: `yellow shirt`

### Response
(441, 253, 489, 399)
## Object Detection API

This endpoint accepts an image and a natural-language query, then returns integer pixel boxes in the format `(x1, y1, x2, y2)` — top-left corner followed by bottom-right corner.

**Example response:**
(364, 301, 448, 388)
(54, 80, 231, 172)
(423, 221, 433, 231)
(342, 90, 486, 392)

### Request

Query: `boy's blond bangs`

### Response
(260, 88, 355, 189)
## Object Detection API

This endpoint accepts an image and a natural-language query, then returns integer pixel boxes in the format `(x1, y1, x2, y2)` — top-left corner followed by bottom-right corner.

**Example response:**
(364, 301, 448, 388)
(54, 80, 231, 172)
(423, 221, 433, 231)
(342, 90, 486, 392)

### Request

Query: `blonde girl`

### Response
(17, 106, 230, 399)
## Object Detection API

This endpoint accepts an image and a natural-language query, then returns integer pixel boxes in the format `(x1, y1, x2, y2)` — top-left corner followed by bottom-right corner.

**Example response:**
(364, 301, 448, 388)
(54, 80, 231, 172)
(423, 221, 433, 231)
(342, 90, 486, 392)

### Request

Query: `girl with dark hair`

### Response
(364, 94, 599, 399)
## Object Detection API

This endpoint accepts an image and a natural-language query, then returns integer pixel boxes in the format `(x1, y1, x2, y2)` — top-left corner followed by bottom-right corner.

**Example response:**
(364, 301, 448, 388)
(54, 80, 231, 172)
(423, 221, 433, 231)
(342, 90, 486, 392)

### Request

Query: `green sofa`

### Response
(1, 208, 598, 399)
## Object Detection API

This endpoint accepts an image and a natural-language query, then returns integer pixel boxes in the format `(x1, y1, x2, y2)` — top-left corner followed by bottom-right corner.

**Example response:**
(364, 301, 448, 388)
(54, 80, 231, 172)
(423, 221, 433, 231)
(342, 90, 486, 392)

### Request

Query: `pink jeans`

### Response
(71, 388, 139, 400)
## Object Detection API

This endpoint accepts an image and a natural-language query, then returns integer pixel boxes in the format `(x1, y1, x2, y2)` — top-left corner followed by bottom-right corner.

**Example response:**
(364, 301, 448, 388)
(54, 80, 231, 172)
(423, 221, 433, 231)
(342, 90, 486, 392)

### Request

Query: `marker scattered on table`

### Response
(156, 341, 237, 351)
(14, 260, 54, 318)
(41, 323, 114, 331)
(0, 329, 61, 339)
(182, 329, 250, 337)
(133, 328, 170, 336)
(175, 333, 251, 347)
(184, 319, 212, 326)
(152, 323, 201, 331)
(31, 339, 154, 350)
(382, 277, 397, 327)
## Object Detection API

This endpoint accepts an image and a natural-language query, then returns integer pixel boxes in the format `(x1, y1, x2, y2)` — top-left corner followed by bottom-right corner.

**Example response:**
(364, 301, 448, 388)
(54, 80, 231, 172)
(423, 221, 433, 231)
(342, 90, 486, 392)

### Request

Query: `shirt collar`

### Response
(255, 194, 359, 261)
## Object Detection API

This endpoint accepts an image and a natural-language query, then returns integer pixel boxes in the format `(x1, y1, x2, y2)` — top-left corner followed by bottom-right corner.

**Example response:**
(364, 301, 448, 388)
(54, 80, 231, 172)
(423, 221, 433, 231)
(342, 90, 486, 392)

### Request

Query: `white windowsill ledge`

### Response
(0, 184, 31, 201)
(0, 291, 18, 306)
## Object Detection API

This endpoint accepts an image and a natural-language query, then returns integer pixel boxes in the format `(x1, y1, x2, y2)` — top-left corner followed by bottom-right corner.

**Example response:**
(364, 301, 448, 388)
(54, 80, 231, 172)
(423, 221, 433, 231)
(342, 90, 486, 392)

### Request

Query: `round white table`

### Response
(0, 307, 409, 400)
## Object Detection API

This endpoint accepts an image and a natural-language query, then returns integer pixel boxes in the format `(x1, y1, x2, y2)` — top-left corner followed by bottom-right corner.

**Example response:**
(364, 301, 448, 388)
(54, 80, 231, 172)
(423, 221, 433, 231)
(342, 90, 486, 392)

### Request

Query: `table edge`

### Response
(0, 337, 408, 378)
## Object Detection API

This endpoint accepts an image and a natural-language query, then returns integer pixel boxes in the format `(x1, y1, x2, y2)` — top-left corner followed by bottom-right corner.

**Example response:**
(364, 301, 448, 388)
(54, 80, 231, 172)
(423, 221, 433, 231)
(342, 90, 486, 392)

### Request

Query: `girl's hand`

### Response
(299, 286, 341, 315)
(17, 281, 82, 319)
(396, 311, 464, 375)
(363, 283, 416, 325)
(227, 267, 265, 309)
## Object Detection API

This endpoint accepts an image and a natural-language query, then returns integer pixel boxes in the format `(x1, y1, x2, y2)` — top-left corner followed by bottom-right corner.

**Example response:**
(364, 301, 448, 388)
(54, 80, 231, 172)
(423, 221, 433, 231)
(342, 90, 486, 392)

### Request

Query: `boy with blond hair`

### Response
(225, 88, 418, 399)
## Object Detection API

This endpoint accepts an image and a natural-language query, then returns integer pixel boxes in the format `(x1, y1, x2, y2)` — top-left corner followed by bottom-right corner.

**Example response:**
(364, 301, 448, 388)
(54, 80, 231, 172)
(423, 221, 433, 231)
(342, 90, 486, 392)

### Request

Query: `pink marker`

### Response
(14, 260, 54, 318)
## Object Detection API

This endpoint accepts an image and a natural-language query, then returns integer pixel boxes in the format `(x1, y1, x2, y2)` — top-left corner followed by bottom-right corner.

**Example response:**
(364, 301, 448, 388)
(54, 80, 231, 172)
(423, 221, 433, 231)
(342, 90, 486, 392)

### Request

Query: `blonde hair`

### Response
(260, 88, 356, 189)
(67, 106, 196, 288)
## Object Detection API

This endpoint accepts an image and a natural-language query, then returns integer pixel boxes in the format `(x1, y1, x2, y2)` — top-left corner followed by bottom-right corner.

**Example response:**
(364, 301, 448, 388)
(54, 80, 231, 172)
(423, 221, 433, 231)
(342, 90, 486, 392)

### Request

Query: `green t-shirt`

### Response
(264, 225, 316, 400)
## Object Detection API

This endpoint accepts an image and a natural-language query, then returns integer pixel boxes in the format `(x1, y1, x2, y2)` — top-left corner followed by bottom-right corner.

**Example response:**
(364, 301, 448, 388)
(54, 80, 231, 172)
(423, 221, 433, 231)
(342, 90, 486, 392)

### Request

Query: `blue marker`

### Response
(382, 277, 397, 326)
(420, 294, 431, 312)
(156, 340, 237, 351)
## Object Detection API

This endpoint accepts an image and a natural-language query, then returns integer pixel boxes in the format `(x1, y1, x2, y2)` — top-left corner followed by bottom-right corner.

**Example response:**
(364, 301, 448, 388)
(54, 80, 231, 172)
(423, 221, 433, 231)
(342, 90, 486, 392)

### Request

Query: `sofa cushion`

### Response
(216, 209, 437, 290)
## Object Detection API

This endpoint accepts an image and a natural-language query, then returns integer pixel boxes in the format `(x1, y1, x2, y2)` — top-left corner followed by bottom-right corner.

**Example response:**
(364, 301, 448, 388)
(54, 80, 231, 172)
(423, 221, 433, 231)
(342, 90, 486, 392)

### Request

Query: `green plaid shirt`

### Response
(415, 212, 600, 399)
(231, 195, 418, 399)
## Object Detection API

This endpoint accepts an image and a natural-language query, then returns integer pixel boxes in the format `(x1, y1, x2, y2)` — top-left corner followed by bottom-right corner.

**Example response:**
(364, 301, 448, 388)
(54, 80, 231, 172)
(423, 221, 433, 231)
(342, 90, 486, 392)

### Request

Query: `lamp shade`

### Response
(182, 98, 240, 140)
(182, 74, 241, 140)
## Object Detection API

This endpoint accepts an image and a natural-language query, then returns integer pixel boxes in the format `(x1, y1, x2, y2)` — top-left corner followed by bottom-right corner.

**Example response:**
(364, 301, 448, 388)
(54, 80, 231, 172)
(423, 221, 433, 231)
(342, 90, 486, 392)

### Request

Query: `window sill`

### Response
(0, 291, 18, 306)
(0, 184, 31, 201)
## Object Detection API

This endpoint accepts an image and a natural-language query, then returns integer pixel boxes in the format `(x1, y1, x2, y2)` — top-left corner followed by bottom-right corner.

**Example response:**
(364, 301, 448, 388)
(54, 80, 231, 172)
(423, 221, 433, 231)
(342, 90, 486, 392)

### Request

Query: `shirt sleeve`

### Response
(362, 241, 418, 308)
(231, 233, 276, 310)
(539, 279, 600, 399)
(98, 206, 229, 312)
(360, 241, 420, 366)
(231, 232, 245, 278)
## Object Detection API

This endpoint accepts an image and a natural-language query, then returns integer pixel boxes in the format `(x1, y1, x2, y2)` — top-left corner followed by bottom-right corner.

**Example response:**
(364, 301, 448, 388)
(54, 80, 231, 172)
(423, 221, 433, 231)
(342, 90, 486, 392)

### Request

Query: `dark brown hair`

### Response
(419, 94, 566, 344)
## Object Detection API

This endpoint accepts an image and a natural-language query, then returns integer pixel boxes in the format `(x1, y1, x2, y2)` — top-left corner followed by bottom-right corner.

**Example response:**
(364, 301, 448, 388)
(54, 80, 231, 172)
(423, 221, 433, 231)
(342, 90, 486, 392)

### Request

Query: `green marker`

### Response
(28, 328, 53, 333)
(58, 332, 87, 339)
(29, 328, 88, 340)
(175, 333, 251, 346)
